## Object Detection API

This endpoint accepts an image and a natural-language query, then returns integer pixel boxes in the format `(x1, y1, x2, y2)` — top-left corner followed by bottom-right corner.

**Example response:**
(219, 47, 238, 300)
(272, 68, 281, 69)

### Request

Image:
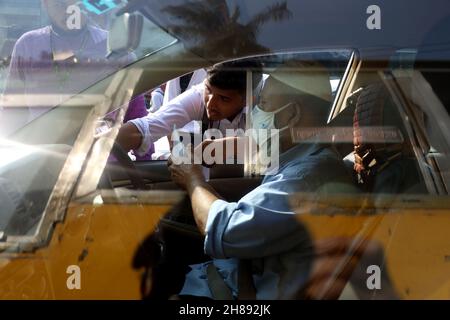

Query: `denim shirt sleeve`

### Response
(204, 146, 355, 260)
(204, 179, 311, 260)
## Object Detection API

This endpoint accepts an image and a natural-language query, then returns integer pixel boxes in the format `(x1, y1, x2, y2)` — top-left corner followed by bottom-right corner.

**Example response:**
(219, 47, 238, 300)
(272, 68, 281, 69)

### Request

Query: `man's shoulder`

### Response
(15, 26, 50, 46)
(191, 83, 205, 93)
(21, 26, 50, 37)
(174, 83, 205, 104)
(301, 145, 352, 181)
(304, 145, 343, 166)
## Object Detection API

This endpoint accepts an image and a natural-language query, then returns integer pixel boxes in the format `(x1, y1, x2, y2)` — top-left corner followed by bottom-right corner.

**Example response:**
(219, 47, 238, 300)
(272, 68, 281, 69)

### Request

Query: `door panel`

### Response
(0, 191, 183, 299)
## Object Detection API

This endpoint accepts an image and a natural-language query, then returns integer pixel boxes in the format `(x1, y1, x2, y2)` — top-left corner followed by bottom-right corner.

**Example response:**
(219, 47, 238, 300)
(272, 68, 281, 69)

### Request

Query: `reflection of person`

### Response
(0, 0, 150, 153)
(167, 62, 356, 299)
(116, 60, 262, 158)
(3, 0, 128, 117)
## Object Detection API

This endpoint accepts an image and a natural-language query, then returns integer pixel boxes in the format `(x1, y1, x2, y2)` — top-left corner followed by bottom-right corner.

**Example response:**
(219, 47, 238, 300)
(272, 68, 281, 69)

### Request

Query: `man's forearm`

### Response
(116, 122, 143, 151)
(186, 178, 223, 235)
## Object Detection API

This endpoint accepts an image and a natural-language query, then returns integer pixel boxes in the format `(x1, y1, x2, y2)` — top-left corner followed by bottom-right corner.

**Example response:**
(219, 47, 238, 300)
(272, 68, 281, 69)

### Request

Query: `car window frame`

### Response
(386, 69, 450, 194)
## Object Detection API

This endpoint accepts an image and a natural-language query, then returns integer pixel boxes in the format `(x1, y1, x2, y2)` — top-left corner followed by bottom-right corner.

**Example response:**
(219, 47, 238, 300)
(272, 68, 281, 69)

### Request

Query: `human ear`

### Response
(288, 102, 302, 127)
(275, 102, 302, 129)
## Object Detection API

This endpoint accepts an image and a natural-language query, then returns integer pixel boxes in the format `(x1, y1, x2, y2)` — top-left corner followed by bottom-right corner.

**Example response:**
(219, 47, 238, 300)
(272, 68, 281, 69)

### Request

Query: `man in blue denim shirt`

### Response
(168, 62, 355, 299)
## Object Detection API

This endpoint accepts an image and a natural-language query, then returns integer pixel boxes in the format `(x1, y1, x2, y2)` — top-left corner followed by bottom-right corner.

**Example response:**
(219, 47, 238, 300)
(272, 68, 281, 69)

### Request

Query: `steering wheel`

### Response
(100, 141, 147, 190)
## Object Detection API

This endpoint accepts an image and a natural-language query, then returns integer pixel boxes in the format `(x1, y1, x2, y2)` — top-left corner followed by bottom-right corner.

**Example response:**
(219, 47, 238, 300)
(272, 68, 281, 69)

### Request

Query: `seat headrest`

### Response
(352, 83, 407, 189)
(353, 83, 405, 149)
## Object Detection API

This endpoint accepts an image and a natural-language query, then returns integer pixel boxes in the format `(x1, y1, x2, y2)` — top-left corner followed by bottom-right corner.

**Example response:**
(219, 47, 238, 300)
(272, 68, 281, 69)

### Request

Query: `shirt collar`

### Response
(46, 24, 104, 45)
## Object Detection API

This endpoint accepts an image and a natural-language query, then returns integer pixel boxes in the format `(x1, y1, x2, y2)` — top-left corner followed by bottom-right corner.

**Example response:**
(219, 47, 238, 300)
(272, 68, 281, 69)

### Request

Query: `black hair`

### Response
(206, 59, 262, 93)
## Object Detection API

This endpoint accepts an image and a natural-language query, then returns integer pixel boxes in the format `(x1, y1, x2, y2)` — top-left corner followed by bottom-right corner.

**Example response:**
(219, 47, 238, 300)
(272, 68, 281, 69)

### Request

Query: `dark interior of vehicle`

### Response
(351, 82, 428, 194)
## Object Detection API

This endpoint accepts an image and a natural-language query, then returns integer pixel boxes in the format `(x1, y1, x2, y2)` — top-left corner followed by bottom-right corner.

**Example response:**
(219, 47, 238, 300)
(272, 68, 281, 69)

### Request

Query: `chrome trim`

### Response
(244, 70, 254, 177)
(328, 50, 360, 123)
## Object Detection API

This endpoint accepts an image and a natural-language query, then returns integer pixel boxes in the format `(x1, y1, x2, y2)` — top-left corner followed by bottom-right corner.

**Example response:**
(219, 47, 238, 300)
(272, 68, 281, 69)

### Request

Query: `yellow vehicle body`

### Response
(293, 194, 450, 299)
(0, 196, 175, 299)
(1, 192, 448, 300)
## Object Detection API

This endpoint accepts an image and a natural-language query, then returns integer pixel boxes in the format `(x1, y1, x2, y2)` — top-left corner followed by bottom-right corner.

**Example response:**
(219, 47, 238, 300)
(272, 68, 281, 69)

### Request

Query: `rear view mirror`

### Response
(107, 12, 143, 59)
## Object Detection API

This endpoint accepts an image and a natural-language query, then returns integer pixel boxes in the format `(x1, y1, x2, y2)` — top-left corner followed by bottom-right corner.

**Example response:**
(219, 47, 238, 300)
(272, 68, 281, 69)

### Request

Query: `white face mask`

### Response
(251, 102, 294, 150)
(250, 102, 296, 175)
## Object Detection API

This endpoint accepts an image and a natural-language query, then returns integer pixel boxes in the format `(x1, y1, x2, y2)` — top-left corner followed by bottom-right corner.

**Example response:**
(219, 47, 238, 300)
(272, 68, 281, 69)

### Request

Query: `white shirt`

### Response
(149, 87, 164, 113)
(162, 69, 207, 105)
(129, 84, 246, 156)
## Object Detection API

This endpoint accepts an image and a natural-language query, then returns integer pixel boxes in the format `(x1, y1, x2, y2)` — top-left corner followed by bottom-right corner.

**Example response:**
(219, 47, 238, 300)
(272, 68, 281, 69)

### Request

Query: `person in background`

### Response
(147, 84, 166, 113)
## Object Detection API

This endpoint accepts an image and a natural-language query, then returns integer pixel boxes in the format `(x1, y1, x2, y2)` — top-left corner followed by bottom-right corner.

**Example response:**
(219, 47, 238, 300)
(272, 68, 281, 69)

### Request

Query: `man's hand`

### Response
(116, 122, 143, 152)
(167, 148, 223, 235)
(167, 151, 205, 191)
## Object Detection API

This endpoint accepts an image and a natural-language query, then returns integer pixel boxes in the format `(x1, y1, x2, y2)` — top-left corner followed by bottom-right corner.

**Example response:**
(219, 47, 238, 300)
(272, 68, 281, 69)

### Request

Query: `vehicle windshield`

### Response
(0, 1, 176, 134)
(0, 0, 177, 236)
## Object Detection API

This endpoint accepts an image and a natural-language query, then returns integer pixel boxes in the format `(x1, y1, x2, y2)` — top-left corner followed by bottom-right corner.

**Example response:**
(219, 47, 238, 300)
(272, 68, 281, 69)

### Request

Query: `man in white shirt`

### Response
(161, 69, 207, 137)
(116, 60, 262, 157)
(148, 86, 165, 113)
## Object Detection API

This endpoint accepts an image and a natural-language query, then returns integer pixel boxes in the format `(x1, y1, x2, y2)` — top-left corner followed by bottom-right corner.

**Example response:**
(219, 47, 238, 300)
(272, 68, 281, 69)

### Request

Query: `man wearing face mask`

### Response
(252, 61, 343, 171)
(167, 61, 356, 299)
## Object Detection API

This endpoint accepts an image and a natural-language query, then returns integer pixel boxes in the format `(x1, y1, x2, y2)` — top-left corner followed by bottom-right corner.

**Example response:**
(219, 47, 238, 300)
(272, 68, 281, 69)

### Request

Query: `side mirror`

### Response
(107, 12, 143, 59)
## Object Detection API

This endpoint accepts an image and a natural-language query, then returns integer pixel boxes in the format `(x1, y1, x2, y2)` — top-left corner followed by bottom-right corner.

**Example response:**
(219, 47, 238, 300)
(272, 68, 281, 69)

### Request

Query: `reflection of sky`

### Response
(330, 79, 340, 93)
(254, 0, 450, 53)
